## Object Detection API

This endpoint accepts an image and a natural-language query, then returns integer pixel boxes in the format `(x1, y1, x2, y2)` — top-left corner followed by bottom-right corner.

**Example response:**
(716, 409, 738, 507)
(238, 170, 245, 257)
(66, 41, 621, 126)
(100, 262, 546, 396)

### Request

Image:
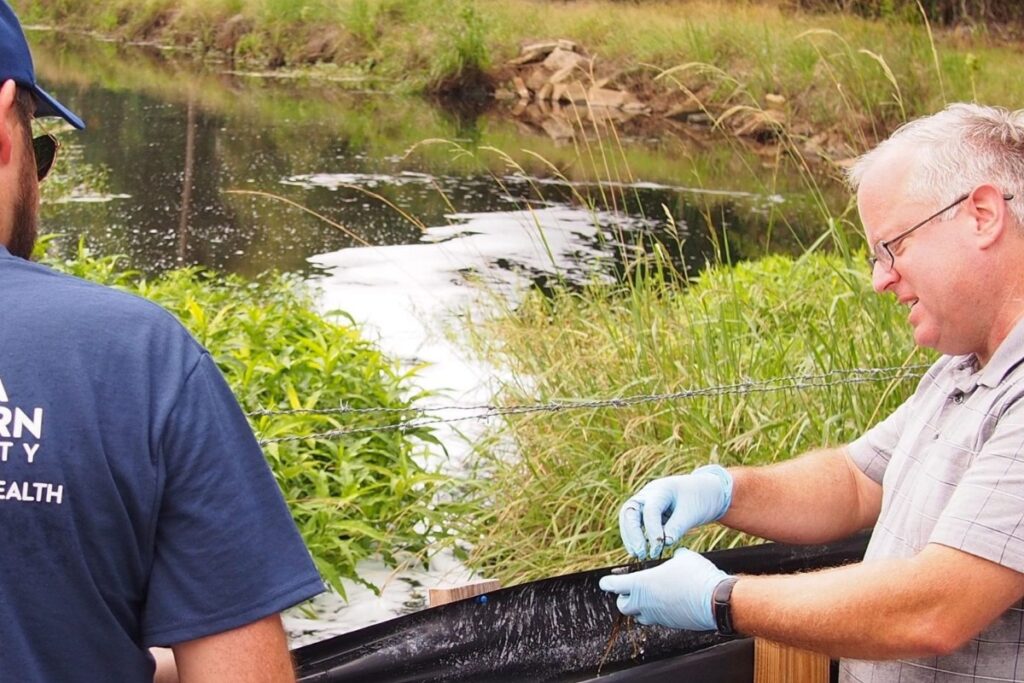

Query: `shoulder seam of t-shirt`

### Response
(153, 351, 219, 470)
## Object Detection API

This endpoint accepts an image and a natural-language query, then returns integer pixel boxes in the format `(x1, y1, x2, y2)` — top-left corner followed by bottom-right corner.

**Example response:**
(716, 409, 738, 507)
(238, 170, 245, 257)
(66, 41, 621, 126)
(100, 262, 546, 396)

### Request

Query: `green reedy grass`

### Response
(48, 242, 465, 596)
(459, 252, 930, 584)
(17, 0, 1024, 125)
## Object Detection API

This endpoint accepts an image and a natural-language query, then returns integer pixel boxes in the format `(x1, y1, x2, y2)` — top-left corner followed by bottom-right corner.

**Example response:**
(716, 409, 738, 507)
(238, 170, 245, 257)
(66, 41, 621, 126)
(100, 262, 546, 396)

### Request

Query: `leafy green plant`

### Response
(50, 244, 465, 596)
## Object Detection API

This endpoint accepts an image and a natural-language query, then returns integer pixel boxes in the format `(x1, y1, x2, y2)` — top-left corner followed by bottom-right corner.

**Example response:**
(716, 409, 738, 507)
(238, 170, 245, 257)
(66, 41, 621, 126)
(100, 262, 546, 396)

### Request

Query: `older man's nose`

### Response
(871, 261, 899, 293)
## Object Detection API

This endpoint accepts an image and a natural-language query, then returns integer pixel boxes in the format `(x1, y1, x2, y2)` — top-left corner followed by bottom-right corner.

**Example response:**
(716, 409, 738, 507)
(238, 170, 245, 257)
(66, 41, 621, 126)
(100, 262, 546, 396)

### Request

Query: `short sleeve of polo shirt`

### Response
(929, 395, 1024, 573)
(140, 353, 324, 646)
(848, 396, 914, 485)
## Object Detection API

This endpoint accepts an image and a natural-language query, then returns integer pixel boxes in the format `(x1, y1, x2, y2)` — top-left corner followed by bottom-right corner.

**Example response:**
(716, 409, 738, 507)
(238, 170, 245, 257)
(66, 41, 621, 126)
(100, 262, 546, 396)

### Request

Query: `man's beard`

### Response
(8, 151, 38, 260)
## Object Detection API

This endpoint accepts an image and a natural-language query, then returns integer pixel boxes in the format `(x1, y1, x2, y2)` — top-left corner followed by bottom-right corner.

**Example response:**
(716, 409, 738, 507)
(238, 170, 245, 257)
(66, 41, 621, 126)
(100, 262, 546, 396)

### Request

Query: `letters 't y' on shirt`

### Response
(0, 246, 324, 681)
(843, 317, 1024, 682)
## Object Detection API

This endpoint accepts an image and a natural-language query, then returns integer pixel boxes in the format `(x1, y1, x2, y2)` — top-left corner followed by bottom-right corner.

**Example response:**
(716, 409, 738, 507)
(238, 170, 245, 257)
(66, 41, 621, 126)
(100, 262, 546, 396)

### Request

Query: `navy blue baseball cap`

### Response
(0, 0, 84, 129)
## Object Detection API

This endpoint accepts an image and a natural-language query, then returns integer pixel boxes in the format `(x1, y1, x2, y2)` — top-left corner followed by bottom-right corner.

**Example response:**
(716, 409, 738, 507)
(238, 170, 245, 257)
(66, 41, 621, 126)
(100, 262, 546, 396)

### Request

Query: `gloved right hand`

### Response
(618, 465, 733, 560)
(599, 547, 731, 631)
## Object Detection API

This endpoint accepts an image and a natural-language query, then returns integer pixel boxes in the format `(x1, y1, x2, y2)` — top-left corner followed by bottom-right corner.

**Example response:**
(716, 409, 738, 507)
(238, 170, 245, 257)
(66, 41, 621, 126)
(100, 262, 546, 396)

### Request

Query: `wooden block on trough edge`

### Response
(428, 580, 502, 607)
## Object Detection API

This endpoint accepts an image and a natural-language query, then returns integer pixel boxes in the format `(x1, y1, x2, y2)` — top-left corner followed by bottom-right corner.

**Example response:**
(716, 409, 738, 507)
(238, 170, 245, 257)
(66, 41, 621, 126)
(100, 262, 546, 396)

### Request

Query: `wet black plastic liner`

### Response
(294, 533, 869, 682)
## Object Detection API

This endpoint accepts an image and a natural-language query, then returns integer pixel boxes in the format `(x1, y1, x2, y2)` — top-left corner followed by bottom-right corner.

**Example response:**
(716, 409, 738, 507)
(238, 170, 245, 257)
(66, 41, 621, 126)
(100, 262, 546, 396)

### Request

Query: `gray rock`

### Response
(509, 41, 560, 65)
(543, 48, 586, 73)
(522, 40, 561, 55)
(556, 82, 589, 104)
(548, 65, 578, 85)
(622, 101, 651, 114)
(586, 87, 629, 109)
(513, 76, 530, 100)
(525, 67, 551, 93)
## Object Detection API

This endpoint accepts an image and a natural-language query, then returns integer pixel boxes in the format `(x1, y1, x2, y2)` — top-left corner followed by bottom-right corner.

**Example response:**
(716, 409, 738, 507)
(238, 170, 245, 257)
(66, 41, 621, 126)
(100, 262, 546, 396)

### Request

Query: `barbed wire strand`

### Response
(256, 365, 927, 445)
(248, 365, 930, 418)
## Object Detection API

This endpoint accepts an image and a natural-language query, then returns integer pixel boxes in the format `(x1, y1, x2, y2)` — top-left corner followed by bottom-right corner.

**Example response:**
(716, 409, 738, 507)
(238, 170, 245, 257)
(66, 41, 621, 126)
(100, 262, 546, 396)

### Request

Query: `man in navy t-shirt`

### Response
(0, 2, 325, 680)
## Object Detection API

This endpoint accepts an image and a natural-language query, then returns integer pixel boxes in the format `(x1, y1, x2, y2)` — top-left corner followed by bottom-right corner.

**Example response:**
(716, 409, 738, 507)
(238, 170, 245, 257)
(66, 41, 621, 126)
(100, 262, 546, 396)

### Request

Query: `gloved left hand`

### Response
(598, 548, 732, 631)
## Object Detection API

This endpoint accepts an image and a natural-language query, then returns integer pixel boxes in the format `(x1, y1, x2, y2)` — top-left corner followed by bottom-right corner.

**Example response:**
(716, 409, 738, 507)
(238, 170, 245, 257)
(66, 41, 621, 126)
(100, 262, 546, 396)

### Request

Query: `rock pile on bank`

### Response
(499, 40, 649, 114)
(495, 39, 791, 147)
(493, 40, 658, 141)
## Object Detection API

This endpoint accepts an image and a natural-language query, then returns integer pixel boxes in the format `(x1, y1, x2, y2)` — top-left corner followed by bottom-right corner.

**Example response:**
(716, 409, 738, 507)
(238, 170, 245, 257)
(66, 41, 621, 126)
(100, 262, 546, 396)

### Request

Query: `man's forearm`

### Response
(731, 559, 940, 658)
(172, 614, 296, 683)
(729, 544, 1024, 659)
(720, 447, 880, 544)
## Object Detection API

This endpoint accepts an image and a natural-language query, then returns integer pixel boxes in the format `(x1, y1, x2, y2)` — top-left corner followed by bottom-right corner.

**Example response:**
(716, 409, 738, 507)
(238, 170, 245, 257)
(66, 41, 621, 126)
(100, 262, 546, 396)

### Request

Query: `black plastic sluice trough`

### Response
(293, 533, 869, 683)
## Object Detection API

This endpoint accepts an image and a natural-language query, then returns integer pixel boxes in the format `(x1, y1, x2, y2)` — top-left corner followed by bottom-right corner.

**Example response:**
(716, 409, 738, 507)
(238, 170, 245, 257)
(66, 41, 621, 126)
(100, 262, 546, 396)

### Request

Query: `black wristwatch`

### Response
(712, 577, 740, 637)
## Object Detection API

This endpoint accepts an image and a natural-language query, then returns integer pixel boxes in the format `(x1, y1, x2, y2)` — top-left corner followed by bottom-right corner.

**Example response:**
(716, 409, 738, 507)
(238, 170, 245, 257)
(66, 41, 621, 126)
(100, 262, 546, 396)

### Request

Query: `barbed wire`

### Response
(255, 364, 928, 445)
(248, 365, 929, 417)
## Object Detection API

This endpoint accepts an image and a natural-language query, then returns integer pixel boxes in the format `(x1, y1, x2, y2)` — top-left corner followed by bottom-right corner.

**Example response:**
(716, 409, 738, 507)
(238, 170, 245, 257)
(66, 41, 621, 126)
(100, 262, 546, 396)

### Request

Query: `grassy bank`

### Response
(50, 244, 463, 595)
(459, 251, 929, 584)
(17, 0, 1024, 146)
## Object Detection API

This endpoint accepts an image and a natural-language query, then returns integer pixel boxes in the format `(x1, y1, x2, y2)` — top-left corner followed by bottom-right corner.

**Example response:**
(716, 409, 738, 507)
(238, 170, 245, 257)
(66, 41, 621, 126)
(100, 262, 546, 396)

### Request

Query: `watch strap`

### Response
(712, 576, 740, 636)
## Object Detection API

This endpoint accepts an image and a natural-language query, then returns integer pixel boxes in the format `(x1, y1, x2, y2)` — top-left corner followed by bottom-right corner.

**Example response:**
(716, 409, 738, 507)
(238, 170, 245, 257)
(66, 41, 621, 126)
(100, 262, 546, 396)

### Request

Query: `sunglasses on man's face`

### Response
(32, 134, 59, 182)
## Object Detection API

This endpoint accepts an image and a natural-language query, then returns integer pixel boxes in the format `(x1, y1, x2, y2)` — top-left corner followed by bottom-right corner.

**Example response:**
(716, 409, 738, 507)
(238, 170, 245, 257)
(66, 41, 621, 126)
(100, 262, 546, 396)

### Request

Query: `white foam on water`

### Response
(285, 205, 617, 641)
(283, 171, 442, 190)
(52, 191, 132, 204)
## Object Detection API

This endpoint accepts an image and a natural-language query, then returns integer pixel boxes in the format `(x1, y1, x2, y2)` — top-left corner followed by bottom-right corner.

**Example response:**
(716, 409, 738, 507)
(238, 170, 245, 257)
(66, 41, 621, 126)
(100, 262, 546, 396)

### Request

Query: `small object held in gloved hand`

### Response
(618, 465, 733, 560)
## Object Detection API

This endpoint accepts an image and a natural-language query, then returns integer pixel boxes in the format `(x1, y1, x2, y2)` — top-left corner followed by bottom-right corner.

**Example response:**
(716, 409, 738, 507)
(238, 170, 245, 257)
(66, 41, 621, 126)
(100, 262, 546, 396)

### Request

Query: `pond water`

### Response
(29, 30, 846, 644)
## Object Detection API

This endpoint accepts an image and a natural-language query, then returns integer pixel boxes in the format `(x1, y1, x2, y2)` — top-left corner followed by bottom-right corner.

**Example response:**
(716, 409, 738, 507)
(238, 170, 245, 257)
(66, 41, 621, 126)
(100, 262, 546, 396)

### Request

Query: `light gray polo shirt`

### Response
(841, 318, 1024, 682)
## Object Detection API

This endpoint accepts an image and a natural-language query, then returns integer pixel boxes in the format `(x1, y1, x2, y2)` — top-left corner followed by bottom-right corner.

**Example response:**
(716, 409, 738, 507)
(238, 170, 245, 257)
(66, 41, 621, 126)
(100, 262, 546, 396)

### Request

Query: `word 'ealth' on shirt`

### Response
(0, 376, 62, 505)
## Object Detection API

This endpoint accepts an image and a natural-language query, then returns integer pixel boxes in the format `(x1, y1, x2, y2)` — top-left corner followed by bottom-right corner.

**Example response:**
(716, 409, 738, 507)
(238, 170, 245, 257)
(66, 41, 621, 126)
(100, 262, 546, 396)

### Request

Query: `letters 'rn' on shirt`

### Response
(841, 317, 1024, 683)
(0, 246, 324, 681)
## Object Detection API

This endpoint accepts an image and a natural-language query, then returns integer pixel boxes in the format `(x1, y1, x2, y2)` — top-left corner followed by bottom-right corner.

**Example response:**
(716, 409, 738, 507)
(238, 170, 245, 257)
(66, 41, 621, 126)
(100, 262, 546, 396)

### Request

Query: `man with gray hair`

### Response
(600, 103, 1024, 681)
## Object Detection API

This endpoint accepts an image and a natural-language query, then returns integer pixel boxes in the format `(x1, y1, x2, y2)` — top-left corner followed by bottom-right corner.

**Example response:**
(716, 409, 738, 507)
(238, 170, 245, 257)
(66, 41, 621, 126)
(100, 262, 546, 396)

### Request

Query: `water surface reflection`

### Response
(31, 30, 827, 281)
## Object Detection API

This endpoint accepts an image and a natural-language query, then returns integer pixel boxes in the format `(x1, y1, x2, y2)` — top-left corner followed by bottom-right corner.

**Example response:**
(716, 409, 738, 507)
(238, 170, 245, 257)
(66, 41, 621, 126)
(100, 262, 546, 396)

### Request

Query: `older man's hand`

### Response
(618, 465, 733, 560)
(598, 548, 732, 631)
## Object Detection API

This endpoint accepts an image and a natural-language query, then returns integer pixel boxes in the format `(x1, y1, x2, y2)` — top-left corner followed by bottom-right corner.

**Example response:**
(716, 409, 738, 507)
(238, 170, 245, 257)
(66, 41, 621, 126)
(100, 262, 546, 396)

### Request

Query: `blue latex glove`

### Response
(618, 465, 733, 560)
(598, 548, 732, 631)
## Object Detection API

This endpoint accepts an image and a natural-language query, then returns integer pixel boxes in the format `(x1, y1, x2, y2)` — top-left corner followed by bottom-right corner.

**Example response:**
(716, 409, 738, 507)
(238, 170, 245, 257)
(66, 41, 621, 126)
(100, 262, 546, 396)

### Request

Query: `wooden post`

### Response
(428, 580, 501, 608)
(754, 639, 829, 683)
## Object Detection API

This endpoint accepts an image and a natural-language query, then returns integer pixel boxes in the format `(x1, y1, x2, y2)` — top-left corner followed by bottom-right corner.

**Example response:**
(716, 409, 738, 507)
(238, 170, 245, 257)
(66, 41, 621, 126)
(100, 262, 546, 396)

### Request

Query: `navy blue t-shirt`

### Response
(0, 247, 324, 681)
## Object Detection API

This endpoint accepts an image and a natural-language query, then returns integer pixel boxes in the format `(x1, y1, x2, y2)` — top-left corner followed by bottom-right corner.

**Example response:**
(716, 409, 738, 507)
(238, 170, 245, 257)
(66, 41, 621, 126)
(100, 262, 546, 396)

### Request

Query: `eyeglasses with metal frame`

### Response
(32, 134, 59, 182)
(868, 191, 1015, 272)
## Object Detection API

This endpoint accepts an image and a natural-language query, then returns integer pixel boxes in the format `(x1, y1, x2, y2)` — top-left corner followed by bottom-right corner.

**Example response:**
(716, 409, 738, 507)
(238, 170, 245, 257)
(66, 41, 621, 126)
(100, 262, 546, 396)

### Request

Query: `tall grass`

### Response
(459, 252, 928, 584)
